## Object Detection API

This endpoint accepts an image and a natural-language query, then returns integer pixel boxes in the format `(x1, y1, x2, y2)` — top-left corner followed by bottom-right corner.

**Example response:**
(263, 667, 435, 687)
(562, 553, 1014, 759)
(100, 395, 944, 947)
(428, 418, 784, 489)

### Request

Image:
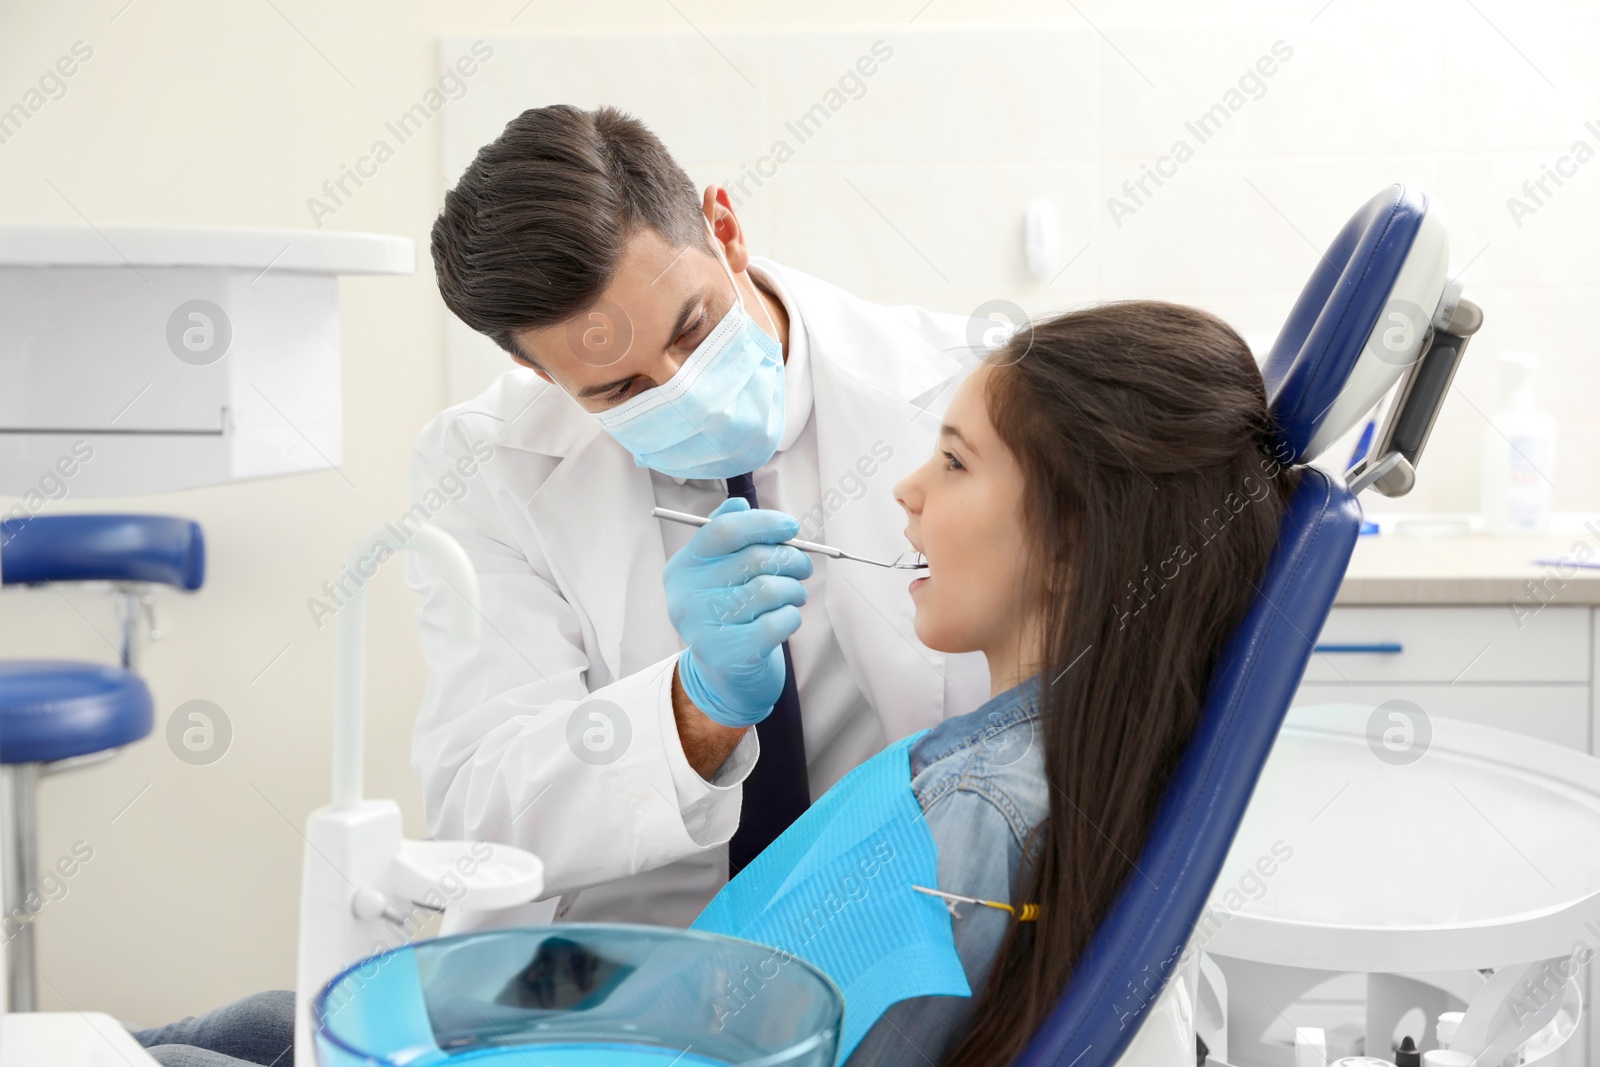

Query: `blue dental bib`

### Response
(692, 731, 971, 1062)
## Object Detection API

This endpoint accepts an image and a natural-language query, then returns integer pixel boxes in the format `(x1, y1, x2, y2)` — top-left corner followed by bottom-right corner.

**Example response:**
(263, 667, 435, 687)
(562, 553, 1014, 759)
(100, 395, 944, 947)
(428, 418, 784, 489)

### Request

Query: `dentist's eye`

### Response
(942, 450, 965, 472)
(605, 379, 637, 403)
(675, 309, 710, 349)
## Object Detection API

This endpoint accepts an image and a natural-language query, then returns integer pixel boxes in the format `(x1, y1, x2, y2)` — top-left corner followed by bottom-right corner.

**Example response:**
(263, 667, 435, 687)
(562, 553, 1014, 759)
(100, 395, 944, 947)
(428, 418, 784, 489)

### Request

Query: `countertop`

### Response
(1335, 522, 1600, 605)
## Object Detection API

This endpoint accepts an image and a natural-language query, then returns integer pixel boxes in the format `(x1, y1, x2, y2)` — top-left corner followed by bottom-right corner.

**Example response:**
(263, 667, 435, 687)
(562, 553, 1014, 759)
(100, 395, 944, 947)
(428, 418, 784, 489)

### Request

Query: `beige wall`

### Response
(0, 0, 1596, 1027)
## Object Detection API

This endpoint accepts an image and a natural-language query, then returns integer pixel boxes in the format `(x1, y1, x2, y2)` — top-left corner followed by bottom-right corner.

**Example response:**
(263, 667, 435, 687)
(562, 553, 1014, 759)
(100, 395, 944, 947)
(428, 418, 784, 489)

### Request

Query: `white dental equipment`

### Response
(0, 225, 412, 497)
(1199, 705, 1596, 1066)
(292, 523, 545, 1066)
(0, 222, 414, 1066)
(651, 506, 927, 569)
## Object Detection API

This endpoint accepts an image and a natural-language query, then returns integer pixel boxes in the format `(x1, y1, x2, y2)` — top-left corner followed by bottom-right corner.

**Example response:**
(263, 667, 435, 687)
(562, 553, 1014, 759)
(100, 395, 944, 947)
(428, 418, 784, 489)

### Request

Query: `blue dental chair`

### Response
(0, 513, 204, 1010)
(1014, 185, 1481, 1067)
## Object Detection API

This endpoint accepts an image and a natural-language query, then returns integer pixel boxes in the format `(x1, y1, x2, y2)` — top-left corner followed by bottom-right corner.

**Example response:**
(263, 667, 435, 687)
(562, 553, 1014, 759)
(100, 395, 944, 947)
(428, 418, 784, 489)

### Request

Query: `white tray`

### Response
(1204, 703, 1600, 972)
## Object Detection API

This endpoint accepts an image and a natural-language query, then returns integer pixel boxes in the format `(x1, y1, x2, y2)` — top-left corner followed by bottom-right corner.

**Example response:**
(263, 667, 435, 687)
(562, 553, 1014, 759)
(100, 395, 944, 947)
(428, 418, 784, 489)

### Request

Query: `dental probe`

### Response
(912, 884, 1040, 921)
(651, 507, 927, 570)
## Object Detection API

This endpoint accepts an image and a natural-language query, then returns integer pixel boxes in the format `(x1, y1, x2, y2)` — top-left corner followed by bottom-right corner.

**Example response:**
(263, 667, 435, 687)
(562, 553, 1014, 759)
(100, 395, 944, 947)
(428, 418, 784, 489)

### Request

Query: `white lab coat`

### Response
(406, 258, 990, 928)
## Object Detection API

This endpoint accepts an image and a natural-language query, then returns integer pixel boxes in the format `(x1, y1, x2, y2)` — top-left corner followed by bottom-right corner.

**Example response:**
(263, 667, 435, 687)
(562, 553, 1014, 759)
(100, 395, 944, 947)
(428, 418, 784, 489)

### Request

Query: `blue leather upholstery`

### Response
(1015, 187, 1427, 1067)
(0, 660, 153, 764)
(0, 514, 205, 590)
(1262, 184, 1428, 462)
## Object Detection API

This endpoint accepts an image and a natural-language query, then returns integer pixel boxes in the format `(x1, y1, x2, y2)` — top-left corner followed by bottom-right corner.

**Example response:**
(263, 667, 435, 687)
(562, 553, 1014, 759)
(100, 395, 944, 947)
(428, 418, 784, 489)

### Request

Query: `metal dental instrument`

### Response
(911, 885, 1040, 922)
(651, 507, 928, 569)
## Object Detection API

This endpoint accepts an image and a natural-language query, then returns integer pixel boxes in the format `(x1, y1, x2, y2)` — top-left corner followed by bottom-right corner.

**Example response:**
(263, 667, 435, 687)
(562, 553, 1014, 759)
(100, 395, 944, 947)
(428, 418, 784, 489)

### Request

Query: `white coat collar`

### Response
(755, 259, 812, 455)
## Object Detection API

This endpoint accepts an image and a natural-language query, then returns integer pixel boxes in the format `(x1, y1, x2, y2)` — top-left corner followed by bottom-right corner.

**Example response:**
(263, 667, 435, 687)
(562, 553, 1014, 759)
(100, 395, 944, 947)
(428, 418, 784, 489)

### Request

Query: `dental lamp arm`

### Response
(300, 524, 533, 1067)
(332, 523, 480, 810)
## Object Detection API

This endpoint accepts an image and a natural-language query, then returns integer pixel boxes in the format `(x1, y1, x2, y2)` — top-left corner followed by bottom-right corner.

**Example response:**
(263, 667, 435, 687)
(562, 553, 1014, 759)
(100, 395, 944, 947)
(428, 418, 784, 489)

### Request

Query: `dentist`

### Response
(410, 104, 988, 928)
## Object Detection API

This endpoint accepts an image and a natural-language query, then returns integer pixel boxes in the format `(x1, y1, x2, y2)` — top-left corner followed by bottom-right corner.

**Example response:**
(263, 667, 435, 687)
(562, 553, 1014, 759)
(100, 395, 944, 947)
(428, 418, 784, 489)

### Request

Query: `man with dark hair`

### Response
(410, 104, 989, 928)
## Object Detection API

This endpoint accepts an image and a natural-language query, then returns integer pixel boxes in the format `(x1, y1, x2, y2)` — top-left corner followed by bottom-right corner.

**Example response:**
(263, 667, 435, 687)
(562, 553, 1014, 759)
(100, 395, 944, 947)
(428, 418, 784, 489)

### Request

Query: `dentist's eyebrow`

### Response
(574, 290, 709, 399)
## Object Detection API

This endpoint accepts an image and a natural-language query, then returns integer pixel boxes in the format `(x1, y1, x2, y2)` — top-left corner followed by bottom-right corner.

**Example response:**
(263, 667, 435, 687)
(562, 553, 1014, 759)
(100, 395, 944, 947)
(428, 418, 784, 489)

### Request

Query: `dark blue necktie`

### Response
(724, 471, 811, 875)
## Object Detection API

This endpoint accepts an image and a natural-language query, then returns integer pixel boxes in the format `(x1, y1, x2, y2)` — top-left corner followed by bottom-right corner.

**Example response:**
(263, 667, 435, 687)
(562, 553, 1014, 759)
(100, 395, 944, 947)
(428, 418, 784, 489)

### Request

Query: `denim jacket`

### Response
(846, 674, 1047, 1065)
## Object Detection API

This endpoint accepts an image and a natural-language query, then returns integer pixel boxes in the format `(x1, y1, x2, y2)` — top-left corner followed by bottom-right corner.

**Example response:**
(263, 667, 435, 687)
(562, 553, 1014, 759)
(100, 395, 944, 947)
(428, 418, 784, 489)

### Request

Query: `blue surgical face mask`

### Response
(591, 221, 785, 479)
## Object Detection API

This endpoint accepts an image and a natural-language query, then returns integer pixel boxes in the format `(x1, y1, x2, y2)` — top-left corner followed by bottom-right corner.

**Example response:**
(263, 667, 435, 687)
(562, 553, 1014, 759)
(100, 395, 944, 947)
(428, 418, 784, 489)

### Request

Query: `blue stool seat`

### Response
(0, 660, 153, 764)
(0, 514, 205, 589)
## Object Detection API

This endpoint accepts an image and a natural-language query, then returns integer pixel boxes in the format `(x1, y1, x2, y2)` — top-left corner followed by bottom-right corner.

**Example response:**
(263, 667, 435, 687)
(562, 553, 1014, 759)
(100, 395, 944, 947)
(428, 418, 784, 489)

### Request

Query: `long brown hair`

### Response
(943, 301, 1299, 1067)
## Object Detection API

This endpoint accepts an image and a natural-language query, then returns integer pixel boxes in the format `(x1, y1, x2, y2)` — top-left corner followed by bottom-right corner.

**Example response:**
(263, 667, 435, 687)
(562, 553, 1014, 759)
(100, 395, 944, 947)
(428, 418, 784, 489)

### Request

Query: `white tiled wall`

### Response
(441, 8, 1600, 519)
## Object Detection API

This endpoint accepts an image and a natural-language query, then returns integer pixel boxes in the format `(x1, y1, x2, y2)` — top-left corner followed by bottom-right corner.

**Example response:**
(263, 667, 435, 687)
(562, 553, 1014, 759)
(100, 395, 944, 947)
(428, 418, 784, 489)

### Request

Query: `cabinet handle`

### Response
(1314, 642, 1403, 654)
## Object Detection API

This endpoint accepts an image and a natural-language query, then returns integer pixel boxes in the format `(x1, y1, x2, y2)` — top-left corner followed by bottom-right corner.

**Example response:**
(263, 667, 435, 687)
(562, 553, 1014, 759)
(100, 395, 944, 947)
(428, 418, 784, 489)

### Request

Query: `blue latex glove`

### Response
(664, 497, 813, 727)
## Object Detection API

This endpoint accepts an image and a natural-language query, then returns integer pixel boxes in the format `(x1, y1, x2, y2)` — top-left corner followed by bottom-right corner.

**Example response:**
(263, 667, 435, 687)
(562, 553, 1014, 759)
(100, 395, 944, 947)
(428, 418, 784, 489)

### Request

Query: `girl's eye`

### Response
(942, 450, 965, 472)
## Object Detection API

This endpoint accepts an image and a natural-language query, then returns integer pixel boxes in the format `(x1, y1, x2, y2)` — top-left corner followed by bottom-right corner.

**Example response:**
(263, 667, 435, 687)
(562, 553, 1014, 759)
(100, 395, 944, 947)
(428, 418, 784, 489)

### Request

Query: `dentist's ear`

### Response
(701, 185, 753, 275)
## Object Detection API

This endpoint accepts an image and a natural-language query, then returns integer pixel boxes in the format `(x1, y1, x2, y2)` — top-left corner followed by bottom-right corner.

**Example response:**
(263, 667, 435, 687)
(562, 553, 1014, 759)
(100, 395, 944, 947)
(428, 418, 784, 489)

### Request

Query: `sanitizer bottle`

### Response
(1480, 352, 1556, 534)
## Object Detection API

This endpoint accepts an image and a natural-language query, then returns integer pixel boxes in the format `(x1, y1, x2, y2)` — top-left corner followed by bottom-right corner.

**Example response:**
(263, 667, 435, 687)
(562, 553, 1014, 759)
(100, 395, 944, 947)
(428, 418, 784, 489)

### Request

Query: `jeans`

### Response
(131, 989, 295, 1067)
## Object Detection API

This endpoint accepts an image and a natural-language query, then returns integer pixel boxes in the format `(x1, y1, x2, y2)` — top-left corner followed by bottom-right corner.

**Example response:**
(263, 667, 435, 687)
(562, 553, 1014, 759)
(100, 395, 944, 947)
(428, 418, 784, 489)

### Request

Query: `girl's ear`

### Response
(1039, 535, 1070, 597)
(1027, 555, 1064, 657)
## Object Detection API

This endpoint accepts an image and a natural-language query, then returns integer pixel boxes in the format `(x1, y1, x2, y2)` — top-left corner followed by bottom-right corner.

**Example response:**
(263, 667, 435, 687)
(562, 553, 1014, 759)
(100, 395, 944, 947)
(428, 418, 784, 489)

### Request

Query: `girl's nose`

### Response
(893, 467, 922, 516)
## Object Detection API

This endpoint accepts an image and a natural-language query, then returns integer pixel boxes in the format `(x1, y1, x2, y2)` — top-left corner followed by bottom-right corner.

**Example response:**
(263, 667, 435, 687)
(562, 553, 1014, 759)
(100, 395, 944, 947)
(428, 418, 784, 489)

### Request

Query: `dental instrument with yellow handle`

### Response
(912, 884, 1041, 922)
(651, 506, 928, 569)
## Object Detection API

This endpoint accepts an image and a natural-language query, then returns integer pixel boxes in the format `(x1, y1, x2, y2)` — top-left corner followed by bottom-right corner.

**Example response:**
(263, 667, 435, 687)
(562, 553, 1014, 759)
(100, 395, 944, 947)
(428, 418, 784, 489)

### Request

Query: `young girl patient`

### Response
(839, 300, 1300, 1066)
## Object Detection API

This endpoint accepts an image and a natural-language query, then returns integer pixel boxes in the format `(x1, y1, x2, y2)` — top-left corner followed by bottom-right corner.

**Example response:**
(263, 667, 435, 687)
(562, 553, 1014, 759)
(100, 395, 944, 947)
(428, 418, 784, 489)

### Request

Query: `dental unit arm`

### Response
(293, 524, 545, 1066)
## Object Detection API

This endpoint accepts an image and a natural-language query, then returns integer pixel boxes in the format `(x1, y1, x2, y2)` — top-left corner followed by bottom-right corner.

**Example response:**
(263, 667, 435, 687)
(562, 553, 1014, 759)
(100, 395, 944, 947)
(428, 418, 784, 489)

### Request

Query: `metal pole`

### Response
(0, 766, 37, 1012)
(114, 591, 137, 670)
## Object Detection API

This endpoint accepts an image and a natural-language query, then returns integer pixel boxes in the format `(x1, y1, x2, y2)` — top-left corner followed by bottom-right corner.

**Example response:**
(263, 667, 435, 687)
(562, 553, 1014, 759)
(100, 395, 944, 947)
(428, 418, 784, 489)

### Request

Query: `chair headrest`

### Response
(1262, 184, 1450, 464)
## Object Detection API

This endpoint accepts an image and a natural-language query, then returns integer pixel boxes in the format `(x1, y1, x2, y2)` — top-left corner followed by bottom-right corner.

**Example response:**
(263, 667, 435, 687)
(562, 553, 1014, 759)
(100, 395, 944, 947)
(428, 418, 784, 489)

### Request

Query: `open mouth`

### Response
(905, 541, 930, 593)
(902, 531, 928, 571)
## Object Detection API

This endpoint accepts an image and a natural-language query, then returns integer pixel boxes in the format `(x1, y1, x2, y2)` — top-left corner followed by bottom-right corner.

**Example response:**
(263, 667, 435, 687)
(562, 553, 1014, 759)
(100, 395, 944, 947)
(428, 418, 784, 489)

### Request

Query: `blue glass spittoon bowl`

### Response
(313, 923, 844, 1066)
